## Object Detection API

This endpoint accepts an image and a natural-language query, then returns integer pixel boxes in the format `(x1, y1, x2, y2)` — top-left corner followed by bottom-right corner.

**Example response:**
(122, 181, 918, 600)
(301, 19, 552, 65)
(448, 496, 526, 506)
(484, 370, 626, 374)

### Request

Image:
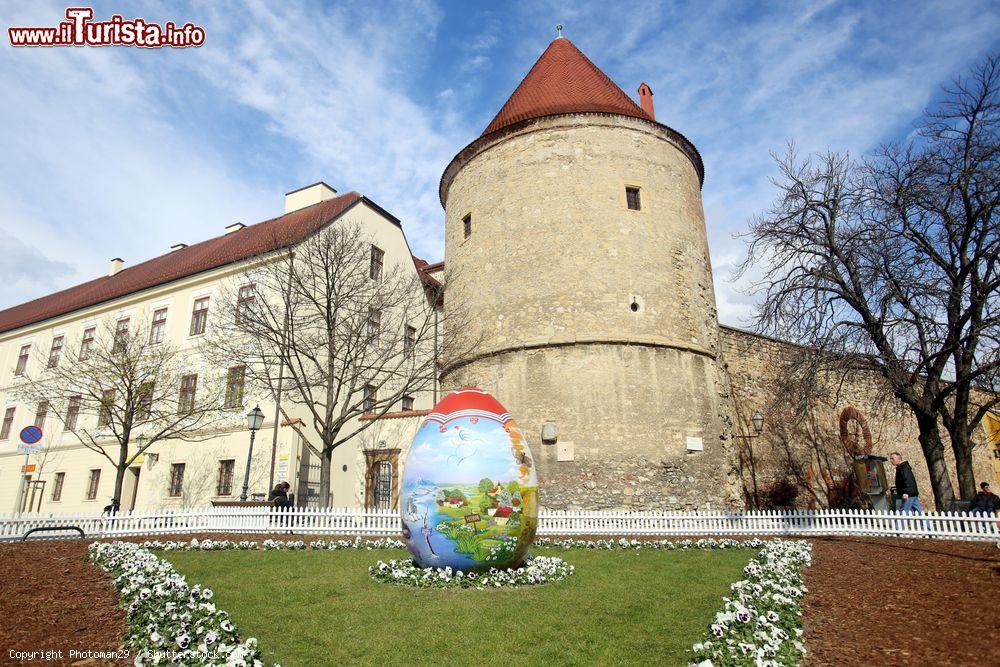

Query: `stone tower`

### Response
(440, 37, 738, 510)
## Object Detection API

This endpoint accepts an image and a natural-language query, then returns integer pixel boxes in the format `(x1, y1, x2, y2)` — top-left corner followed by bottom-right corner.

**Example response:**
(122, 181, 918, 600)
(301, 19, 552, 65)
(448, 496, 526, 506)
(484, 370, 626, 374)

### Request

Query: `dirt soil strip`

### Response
(803, 536, 1000, 667)
(0, 539, 128, 665)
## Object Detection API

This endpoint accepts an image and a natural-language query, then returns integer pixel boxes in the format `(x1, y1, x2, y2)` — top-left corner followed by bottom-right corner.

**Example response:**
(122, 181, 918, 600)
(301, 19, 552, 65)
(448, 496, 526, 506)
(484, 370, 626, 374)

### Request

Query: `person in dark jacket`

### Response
(268, 481, 292, 509)
(969, 482, 1000, 515)
(890, 452, 923, 514)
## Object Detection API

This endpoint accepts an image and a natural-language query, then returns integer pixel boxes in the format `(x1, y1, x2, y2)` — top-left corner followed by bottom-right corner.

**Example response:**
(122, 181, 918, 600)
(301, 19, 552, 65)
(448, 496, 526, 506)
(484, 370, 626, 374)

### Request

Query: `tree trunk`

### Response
(951, 431, 978, 500)
(319, 448, 333, 508)
(914, 411, 956, 508)
(112, 458, 128, 507)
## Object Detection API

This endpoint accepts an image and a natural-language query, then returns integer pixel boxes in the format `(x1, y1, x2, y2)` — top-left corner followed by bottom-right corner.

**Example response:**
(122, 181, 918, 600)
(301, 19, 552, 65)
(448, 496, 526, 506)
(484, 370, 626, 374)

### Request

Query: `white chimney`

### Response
(225, 222, 246, 234)
(284, 182, 337, 214)
(108, 258, 124, 276)
(170, 243, 188, 252)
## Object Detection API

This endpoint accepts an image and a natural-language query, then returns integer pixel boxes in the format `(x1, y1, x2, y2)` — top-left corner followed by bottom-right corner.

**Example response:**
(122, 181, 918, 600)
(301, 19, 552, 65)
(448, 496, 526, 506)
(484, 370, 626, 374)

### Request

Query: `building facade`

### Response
(0, 185, 434, 513)
(1, 36, 996, 515)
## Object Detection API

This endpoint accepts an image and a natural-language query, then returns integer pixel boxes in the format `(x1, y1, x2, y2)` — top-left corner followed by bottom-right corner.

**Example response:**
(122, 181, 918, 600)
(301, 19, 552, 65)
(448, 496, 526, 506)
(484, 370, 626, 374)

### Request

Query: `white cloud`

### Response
(0, 1, 275, 309)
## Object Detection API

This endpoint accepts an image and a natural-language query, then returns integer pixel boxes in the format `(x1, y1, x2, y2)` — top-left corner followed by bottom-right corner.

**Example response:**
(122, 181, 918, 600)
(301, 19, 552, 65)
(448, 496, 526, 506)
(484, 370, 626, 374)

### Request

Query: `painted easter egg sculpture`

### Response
(400, 387, 538, 571)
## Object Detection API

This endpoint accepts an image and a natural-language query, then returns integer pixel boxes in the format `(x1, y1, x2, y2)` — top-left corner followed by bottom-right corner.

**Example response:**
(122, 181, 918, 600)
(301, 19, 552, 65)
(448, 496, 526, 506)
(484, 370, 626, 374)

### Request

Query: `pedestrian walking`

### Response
(890, 452, 923, 514)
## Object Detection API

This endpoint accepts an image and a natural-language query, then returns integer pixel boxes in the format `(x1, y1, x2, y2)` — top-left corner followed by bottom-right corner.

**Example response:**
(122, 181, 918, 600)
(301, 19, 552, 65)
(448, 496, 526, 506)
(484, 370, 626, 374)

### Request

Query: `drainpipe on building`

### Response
(269, 249, 296, 489)
(433, 303, 439, 404)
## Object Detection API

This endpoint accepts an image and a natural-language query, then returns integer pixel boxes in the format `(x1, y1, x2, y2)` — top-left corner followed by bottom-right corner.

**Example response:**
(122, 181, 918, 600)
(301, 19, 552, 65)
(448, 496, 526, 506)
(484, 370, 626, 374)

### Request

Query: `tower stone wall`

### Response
(441, 114, 742, 510)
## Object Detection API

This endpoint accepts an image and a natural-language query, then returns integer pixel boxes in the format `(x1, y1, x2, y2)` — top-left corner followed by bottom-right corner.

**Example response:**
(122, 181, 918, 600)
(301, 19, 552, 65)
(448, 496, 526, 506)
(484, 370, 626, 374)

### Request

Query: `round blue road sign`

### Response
(20, 425, 42, 444)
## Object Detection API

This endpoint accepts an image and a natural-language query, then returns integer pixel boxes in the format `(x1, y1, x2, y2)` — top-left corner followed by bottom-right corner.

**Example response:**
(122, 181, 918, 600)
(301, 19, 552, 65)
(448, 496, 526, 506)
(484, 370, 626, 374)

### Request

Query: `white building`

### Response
(0, 183, 440, 513)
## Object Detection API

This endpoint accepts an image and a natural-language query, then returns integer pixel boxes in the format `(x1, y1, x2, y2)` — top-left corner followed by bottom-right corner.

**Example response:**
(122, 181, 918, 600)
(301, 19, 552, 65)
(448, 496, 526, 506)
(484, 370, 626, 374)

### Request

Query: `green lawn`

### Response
(165, 547, 749, 666)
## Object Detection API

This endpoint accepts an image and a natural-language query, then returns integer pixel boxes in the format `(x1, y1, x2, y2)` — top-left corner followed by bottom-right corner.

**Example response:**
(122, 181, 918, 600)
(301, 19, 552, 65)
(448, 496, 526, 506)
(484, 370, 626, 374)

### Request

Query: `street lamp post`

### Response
(240, 405, 266, 502)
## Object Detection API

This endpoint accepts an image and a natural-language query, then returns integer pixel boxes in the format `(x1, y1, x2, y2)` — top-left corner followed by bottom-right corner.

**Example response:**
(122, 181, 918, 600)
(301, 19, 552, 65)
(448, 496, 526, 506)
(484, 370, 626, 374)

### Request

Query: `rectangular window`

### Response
(0, 407, 15, 440)
(363, 384, 377, 413)
(224, 366, 246, 409)
(113, 318, 130, 354)
(401, 395, 414, 411)
(65, 396, 81, 432)
(236, 285, 256, 323)
(34, 401, 48, 429)
(150, 308, 168, 344)
(98, 389, 115, 427)
(368, 308, 381, 345)
(626, 186, 642, 211)
(15, 344, 30, 376)
(47, 336, 64, 368)
(463, 213, 472, 238)
(404, 325, 416, 359)
(86, 469, 101, 500)
(217, 459, 235, 496)
(80, 327, 95, 360)
(178, 374, 198, 414)
(190, 297, 209, 336)
(137, 382, 154, 421)
(52, 472, 65, 501)
(168, 463, 185, 497)
(370, 245, 384, 281)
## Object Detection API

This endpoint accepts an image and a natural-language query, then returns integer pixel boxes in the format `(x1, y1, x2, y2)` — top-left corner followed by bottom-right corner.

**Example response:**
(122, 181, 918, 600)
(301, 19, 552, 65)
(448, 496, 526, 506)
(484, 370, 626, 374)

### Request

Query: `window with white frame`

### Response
(47, 336, 64, 368)
(150, 308, 168, 344)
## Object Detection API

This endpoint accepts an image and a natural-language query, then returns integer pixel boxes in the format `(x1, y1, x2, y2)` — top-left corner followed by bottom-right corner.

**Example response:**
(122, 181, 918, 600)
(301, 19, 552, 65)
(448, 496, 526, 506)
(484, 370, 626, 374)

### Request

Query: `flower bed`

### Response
(691, 539, 812, 667)
(141, 537, 407, 551)
(535, 537, 766, 550)
(89, 541, 263, 666)
(369, 555, 575, 589)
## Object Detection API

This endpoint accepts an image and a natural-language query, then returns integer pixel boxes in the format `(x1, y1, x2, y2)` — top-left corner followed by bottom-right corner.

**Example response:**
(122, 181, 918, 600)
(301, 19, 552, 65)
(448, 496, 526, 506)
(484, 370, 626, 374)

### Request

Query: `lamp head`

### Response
(247, 405, 265, 431)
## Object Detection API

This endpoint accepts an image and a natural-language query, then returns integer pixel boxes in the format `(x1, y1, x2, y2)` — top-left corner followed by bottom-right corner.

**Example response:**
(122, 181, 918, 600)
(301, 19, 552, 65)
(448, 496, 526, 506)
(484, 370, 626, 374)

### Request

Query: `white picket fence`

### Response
(0, 506, 997, 543)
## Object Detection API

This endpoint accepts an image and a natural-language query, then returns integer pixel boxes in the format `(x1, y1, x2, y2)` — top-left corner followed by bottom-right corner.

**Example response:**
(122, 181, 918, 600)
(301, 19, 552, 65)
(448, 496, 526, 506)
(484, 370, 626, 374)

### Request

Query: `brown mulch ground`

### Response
(0, 540, 128, 665)
(2, 534, 997, 665)
(803, 536, 1000, 666)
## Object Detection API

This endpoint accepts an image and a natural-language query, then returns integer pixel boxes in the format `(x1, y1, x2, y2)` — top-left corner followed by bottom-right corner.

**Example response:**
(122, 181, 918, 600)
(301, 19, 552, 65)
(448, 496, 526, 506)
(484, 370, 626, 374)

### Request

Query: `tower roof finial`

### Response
(555, 24, 563, 39)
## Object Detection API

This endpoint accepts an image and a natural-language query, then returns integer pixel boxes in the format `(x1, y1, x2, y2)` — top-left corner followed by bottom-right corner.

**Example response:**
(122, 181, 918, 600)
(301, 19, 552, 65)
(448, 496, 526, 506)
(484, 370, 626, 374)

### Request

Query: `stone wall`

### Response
(441, 113, 740, 511)
(720, 325, 997, 511)
(445, 342, 740, 511)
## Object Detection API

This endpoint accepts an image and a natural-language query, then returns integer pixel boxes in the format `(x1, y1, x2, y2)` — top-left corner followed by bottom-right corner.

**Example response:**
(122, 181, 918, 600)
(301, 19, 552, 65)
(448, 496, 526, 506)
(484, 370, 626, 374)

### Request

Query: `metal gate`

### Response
(372, 461, 393, 510)
(298, 462, 323, 507)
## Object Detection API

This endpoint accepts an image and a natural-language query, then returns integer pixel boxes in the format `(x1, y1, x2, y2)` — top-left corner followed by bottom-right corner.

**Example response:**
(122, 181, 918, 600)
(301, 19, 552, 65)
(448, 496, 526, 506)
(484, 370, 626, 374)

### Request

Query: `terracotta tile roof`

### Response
(411, 255, 441, 288)
(0, 192, 368, 335)
(483, 37, 651, 136)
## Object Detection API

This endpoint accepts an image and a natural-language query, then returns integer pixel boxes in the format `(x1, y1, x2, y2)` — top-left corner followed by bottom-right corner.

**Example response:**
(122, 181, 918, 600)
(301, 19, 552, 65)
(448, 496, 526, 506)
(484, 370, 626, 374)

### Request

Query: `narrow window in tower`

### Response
(462, 213, 472, 239)
(626, 186, 642, 211)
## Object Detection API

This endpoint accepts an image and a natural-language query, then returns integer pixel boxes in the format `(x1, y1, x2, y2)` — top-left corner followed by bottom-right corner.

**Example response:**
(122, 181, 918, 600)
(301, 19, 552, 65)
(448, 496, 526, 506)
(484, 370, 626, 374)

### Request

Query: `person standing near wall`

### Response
(890, 452, 923, 513)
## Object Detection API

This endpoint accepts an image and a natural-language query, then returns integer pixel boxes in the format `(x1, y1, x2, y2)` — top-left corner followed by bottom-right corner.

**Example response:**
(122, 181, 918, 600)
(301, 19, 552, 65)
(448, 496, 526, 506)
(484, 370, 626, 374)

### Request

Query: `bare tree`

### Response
(740, 56, 1000, 505)
(14, 315, 229, 507)
(864, 54, 1000, 498)
(206, 222, 463, 506)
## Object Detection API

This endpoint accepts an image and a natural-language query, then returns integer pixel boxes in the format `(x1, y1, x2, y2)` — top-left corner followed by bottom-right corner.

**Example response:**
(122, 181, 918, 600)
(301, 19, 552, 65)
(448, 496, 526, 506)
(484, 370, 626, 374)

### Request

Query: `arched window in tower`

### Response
(462, 212, 472, 238)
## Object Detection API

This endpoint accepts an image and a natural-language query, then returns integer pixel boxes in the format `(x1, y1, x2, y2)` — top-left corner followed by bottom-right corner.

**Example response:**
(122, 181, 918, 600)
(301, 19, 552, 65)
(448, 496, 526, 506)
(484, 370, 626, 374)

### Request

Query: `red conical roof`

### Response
(483, 37, 651, 135)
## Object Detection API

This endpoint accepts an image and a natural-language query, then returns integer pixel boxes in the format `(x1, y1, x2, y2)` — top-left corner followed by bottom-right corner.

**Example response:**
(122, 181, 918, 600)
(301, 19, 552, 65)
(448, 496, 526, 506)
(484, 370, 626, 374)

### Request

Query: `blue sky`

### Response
(2, 0, 998, 324)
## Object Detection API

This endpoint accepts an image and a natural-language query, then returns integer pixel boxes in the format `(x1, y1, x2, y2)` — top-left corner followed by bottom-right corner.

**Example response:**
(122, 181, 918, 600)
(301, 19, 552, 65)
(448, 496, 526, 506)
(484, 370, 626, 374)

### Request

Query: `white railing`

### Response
(0, 506, 997, 542)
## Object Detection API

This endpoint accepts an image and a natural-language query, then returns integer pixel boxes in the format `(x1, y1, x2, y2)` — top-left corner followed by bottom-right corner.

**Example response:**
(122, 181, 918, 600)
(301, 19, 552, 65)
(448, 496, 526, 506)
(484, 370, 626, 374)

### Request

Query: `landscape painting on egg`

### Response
(401, 388, 538, 571)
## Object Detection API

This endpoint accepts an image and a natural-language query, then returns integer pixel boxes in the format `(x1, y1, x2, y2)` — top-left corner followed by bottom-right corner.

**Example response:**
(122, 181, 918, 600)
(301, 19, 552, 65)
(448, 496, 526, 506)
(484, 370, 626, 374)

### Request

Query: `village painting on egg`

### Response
(400, 388, 538, 571)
